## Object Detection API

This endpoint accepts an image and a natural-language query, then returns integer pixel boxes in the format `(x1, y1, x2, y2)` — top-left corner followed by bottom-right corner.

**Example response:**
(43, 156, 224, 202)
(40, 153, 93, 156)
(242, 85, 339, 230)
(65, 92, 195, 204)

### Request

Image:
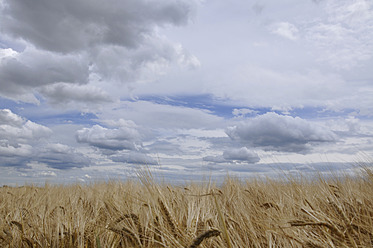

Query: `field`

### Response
(1, 169, 373, 248)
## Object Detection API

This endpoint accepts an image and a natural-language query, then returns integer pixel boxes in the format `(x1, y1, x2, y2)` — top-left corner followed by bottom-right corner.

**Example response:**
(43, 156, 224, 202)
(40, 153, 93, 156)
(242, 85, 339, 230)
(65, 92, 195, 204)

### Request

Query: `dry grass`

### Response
(1, 168, 373, 247)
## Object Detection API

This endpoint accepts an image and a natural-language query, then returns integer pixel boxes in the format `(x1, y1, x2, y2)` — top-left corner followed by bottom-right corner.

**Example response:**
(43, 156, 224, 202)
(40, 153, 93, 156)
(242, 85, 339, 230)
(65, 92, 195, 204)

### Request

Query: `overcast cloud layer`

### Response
(0, 0, 373, 185)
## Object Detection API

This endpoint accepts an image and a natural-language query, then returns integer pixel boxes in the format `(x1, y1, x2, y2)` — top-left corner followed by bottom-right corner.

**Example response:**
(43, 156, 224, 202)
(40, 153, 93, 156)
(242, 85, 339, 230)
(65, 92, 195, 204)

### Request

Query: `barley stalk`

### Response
(213, 192, 233, 248)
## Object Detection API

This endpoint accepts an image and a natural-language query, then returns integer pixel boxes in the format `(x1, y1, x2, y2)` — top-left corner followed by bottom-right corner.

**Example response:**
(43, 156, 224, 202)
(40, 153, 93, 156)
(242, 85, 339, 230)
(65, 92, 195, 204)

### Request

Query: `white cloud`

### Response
(270, 22, 299, 40)
(305, 0, 373, 69)
(232, 108, 258, 118)
(38, 171, 57, 177)
(0, 109, 52, 142)
(0, 109, 91, 169)
(114, 100, 225, 129)
(0, 48, 17, 58)
(0, 143, 32, 157)
(226, 112, 338, 153)
(212, 65, 353, 111)
(76, 122, 141, 151)
(90, 35, 200, 85)
(0, 108, 24, 126)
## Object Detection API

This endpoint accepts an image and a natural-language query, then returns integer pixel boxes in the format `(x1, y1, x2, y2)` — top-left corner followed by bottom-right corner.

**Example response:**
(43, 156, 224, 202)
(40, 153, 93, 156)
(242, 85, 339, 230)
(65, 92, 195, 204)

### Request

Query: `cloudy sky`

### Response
(1, 0, 373, 185)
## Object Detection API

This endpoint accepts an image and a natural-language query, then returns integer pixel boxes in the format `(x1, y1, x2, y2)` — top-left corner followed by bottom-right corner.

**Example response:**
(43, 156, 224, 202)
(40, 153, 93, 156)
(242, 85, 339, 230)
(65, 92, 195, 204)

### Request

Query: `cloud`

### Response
(223, 147, 260, 162)
(36, 143, 90, 169)
(203, 147, 260, 164)
(270, 22, 299, 40)
(111, 152, 158, 165)
(0, 109, 52, 143)
(203, 155, 226, 164)
(0, 109, 90, 169)
(145, 140, 184, 156)
(0, 108, 24, 125)
(76, 121, 141, 151)
(103, 100, 225, 129)
(305, 0, 373, 69)
(211, 65, 360, 113)
(0, 0, 199, 103)
(252, 3, 265, 15)
(40, 82, 113, 105)
(0, 0, 195, 53)
(232, 108, 258, 118)
(0, 143, 32, 158)
(90, 35, 200, 84)
(226, 112, 338, 153)
(0, 47, 89, 102)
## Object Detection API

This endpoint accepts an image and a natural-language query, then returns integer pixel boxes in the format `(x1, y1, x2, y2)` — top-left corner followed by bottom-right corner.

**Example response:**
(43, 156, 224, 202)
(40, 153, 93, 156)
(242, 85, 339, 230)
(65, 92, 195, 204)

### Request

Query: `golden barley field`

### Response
(1, 169, 373, 248)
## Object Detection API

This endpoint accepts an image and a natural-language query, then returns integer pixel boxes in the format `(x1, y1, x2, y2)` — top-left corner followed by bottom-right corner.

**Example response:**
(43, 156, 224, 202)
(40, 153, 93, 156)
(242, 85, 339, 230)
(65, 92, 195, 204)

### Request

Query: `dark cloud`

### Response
(0, 143, 90, 169)
(36, 143, 90, 169)
(252, 2, 264, 15)
(226, 112, 338, 153)
(145, 140, 184, 156)
(40, 83, 113, 105)
(76, 122, 141, 151)
(0, 0, 194, 53)
(203, 155, 226, 164)
(0, 48, 89, 98)
(0, 0, 199, 103)
(111, 152, 158, 165)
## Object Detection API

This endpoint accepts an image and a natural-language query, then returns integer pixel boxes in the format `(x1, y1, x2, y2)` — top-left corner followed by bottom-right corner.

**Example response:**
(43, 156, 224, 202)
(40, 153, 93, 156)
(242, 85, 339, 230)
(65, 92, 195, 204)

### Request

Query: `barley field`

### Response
(1, 169, 373, 248)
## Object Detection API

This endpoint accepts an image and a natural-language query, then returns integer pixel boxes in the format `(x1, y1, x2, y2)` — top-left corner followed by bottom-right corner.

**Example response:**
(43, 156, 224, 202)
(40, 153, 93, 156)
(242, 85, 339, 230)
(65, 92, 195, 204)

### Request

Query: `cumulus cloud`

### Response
(0, 108, 24, 125)
(0, 109, 49, 166)
(223, 147, 260, 162)
(203, 147, 260, 164)
(0, 109, 90, 168)
(0, 109, 52, 143)
(226, 112, 338, 153)
(76, 120, 141, 151)
(0, 143, 32, 160)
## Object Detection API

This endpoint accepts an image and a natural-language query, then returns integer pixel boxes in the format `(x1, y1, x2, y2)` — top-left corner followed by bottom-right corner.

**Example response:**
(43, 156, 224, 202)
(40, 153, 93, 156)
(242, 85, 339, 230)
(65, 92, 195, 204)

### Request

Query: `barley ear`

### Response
(188, 229, 221, 248)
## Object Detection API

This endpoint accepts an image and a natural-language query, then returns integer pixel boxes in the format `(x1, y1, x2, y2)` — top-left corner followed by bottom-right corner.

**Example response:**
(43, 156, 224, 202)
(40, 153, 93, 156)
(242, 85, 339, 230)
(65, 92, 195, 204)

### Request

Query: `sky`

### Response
(1, 0, 373, 185)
